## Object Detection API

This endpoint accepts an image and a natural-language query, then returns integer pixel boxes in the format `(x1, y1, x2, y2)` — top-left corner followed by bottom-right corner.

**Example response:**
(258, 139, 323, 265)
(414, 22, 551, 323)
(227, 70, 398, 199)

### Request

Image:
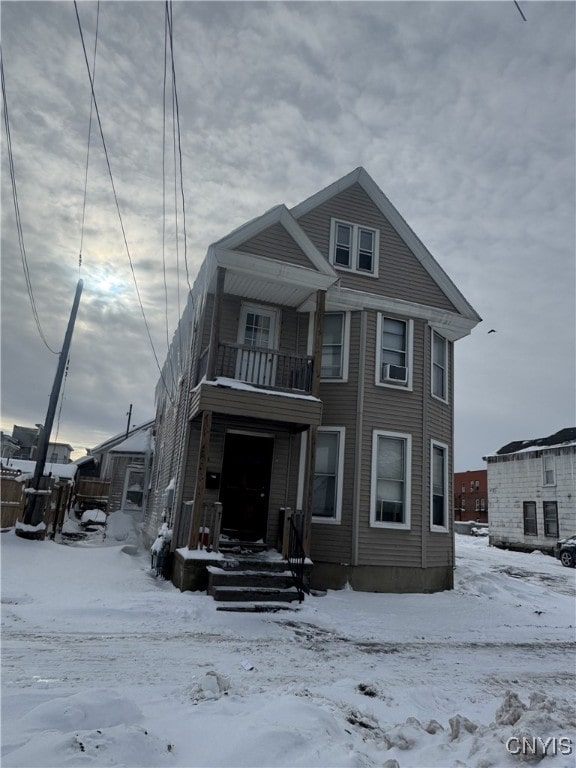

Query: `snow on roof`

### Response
(74, 454, 98, 466)
(109, 428, 153, 454)
(204, 377, 321, 402)
(484, 427, 576, 459)
(1, 458, 78, 480)
(90, 419, 155, 453)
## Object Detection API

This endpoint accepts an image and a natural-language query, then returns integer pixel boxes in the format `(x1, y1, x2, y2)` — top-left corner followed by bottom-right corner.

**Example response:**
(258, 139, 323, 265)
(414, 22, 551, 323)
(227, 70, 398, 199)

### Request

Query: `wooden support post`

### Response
(311, 290, 326, 398)
(302, 426, 317, 557)
(281, 507, 292, 559)
(187, 411, 212, 550)
(206, 267, 226, 381)
(212, 502, 223, 553)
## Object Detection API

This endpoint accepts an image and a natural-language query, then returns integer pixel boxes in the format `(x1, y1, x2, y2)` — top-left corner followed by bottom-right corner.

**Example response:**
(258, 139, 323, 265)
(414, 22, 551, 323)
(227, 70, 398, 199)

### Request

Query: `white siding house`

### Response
(486, 428, 576, 554)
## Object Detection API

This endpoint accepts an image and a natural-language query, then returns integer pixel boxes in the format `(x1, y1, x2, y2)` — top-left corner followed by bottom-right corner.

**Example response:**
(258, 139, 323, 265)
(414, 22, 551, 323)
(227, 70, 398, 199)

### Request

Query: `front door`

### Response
(236, 304, 278, 387)
(219, 432, 274, 541)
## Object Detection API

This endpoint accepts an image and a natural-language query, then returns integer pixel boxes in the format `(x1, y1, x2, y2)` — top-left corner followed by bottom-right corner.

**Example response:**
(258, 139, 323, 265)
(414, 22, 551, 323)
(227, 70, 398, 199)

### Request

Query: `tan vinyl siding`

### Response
(237, 222, 315, 270)
(297, 183, 458, 312)
(311, 312, 362, 563)
(354, 312, 426, 567)
(190, 383, 322, 427)
(425, 337, 454, 567)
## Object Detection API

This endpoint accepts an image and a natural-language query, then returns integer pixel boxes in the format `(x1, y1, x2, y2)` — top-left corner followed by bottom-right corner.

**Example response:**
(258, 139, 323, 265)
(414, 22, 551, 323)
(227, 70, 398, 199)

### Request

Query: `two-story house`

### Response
(144, 168, 481, 593)
(486, 428, 576, 554)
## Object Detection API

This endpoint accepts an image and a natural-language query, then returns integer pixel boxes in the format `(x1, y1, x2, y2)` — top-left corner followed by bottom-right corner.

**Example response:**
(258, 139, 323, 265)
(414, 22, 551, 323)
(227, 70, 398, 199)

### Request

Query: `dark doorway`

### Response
(220, 433, 274, 541)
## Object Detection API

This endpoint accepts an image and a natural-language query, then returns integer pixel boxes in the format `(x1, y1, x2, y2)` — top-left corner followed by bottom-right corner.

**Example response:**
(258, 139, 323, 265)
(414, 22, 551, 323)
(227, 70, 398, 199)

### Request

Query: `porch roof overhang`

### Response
(189, 378, 322, 429)
(206, 246, 338, 309)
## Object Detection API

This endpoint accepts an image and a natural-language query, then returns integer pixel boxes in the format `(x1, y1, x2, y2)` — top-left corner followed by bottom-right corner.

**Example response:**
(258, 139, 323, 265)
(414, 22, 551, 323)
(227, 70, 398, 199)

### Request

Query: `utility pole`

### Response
(20, 279, 84, 530)
(125, 404, 133, 438)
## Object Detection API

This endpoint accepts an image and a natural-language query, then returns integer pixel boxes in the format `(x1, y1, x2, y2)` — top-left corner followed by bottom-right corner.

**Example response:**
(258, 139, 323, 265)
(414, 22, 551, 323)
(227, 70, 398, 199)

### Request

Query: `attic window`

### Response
(330, 219, 379, 276)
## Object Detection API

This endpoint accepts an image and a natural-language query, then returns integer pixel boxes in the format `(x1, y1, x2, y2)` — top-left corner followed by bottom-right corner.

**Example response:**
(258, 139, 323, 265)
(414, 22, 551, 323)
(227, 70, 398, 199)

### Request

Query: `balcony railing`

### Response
(198, 342, 314, 394)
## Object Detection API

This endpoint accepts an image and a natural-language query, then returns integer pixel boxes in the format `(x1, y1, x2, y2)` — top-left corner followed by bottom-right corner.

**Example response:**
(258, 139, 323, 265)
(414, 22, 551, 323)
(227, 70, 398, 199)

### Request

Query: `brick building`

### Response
(453, 469, 488, 523)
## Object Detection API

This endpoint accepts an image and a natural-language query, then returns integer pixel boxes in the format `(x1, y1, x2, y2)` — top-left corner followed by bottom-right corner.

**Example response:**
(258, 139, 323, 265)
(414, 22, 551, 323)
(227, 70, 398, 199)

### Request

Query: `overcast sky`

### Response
(1, 0, 574, 470)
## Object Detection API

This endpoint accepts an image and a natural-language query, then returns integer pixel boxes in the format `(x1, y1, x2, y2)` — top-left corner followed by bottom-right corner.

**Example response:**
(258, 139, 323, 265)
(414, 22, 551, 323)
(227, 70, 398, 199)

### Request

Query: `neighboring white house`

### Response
(485, 428, 576, 554)
(46, 442, 74, 464)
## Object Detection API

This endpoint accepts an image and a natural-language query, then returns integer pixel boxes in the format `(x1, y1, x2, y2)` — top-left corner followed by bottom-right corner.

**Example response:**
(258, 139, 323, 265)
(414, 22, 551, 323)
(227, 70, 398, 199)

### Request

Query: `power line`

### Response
(161, 8, 178, 393)
(0, 47, 58, 355)
(73, 1, 175, 405)
(514, 1, 527, 22)
(166, 1, 193, 294)
(78, 0, 100, 273)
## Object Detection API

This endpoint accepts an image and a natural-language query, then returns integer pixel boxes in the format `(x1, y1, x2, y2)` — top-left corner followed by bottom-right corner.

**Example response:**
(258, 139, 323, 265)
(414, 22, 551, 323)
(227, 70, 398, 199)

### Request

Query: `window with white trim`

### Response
(543, 501, 558, 537)
(523, 501, 537, 536)
(370, 431, 411, 528)
(430, 441, 449, 531)
(330, 219, 379, 275)
(542, 455, 555, 486)
(431, 330, 448, 401)
(312, 428, 344, 522)
(376, 315, 412, 388)
(321, 313, 346, 380)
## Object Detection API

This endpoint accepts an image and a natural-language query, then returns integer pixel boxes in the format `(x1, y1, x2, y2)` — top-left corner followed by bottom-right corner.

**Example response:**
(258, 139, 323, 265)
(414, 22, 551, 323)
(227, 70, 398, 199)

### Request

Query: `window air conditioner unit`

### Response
(383, 364, 408, 384)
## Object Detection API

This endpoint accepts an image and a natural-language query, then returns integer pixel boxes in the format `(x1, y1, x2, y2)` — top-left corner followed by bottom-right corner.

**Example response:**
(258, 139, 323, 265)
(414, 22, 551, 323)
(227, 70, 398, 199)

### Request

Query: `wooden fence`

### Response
(1, 469, 75, 534)
(1, 473, 25, 528)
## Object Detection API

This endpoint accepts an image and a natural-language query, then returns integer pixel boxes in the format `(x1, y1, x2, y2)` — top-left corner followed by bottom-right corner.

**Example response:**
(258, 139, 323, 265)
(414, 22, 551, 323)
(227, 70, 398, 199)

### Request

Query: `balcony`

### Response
(192, 342, 321, 428)
(198, 342, 314, 394)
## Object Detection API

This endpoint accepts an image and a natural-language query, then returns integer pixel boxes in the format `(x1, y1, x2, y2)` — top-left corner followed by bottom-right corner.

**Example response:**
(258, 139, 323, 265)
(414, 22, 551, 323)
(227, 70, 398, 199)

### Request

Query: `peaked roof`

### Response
(213, 204, 337, 279)
(109, 428, 153, 454)
(88, 419, 155, 455)
(291, 167, 481, 323)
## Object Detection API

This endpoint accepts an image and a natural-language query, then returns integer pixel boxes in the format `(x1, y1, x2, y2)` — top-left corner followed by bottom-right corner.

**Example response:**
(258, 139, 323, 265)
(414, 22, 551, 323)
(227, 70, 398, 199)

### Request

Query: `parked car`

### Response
(554, 535, 576, 567)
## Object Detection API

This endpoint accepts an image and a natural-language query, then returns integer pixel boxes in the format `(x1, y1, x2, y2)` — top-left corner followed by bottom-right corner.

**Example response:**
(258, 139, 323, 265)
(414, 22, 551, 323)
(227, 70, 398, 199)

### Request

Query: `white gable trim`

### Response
(214, 205, 337, 279)
(291, 167, 481, 324)
(214, 247, 338, 292)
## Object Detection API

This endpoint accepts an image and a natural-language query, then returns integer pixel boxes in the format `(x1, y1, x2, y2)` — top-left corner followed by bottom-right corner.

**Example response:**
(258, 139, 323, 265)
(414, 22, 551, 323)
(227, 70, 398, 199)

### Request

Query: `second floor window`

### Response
(542, 455, 555, 486)
(321, 313, 345, 379)
(330, 219, 379, 275)
(377, 315, 411, 387)
(432, 331, 447, 400)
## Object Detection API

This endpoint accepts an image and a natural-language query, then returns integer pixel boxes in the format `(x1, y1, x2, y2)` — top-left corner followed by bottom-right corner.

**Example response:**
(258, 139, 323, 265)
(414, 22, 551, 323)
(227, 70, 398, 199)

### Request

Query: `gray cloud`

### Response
(1, 1, 574, 467)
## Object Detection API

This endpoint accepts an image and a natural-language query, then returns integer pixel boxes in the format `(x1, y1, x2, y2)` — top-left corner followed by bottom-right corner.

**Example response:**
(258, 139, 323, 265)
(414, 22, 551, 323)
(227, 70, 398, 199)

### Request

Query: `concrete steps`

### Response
(207, 545, 304, 604)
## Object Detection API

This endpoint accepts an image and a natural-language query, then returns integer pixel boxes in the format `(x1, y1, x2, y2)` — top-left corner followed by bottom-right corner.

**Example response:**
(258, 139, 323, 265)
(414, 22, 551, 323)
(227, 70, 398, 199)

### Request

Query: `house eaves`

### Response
(314, 285, 478, 342)
(290, 167, 482, 325)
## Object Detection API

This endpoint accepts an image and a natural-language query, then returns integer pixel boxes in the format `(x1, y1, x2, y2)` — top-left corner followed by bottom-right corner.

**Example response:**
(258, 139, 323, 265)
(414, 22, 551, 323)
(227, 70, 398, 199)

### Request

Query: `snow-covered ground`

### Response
(1, 521, 575, 768)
